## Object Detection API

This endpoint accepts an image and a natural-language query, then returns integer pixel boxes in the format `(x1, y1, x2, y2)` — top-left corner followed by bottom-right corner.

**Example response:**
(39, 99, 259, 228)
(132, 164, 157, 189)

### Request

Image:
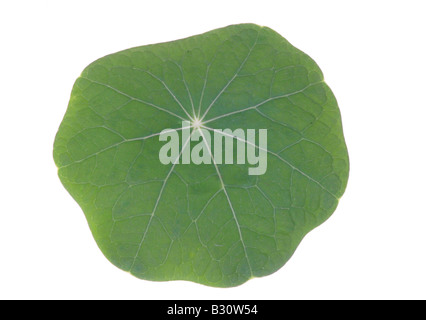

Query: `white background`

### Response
(1, 0, 425, 300)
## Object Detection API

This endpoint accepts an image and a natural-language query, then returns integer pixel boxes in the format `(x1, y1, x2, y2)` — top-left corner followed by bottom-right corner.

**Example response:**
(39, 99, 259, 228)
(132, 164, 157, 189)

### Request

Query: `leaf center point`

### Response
(192, 117, 203, 129)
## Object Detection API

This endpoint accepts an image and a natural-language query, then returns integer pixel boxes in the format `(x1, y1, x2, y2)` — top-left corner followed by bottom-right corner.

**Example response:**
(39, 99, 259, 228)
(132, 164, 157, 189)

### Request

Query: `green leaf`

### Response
(53, 23, 349, 287)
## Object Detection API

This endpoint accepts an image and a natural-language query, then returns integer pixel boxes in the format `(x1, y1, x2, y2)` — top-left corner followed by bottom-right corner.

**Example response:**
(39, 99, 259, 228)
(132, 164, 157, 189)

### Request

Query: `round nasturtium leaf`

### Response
(53, 23, 349, 287)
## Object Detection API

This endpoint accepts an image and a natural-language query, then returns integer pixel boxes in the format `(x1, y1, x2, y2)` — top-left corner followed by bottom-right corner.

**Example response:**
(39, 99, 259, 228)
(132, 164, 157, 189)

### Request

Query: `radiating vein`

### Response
(134, 68, 194, 121)
(197, 128, 253, 276)
(81, 76, 188, 121)
(202, 125, 337, 199)
(172, 62, 196, 118)
(129, 130, 194, 272)
(200, 32, 259, 122)
(197, 64, 210, 119)
(59, 126, 191, 169)
(203, 81, 324, 125)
